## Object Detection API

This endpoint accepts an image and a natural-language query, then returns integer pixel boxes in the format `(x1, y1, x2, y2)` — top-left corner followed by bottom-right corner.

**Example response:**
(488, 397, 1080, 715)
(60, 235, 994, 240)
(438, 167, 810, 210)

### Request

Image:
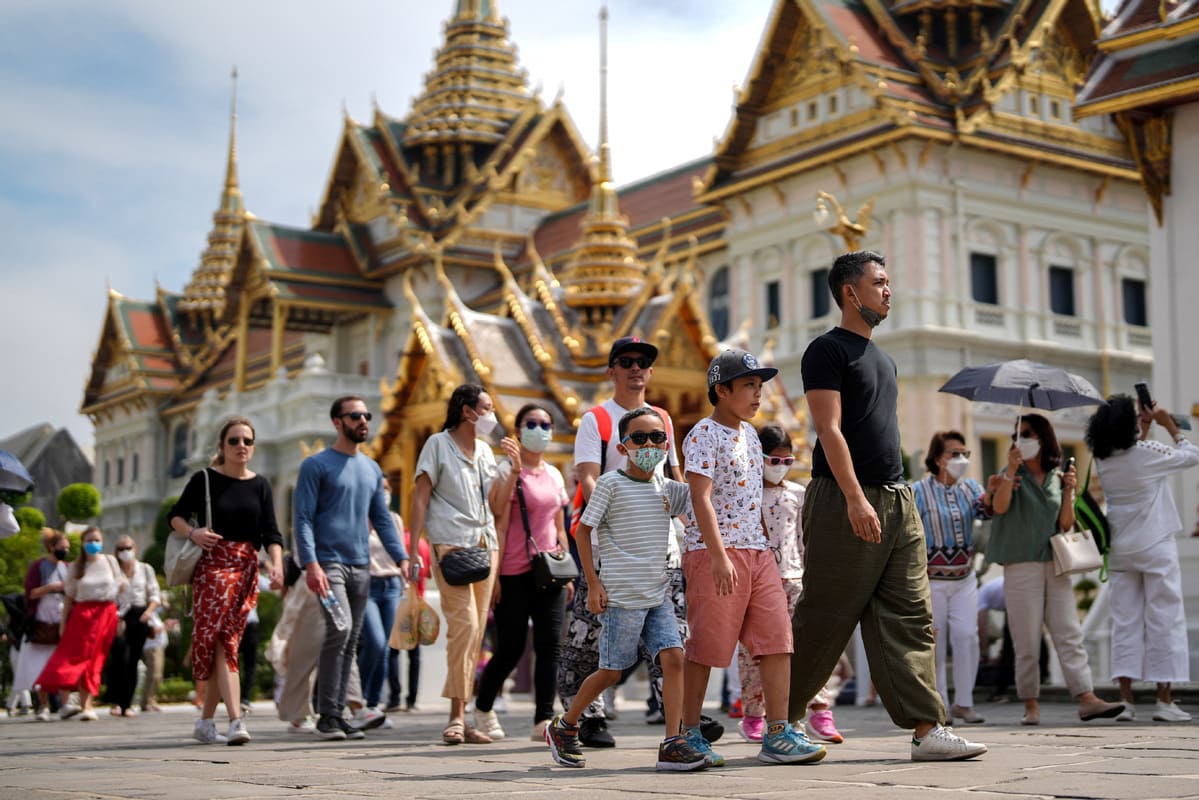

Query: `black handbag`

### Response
(438, 546, 492, 586)
(517, 476, 578, 591)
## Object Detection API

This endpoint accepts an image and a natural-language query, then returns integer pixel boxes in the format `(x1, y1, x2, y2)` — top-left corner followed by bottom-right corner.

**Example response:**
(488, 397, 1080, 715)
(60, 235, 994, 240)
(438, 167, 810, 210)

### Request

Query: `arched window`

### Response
(170, 422, 189, 478)
(709, 266, 730, 341)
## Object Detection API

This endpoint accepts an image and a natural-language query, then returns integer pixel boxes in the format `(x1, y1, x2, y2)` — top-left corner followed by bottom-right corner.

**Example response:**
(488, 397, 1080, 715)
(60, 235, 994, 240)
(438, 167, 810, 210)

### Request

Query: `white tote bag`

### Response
(163, 468, 210, 587)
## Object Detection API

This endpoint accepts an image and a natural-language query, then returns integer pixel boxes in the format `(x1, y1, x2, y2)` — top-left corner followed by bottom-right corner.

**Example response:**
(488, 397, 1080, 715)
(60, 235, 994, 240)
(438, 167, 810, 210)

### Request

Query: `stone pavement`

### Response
(3, 698, 1198, 799)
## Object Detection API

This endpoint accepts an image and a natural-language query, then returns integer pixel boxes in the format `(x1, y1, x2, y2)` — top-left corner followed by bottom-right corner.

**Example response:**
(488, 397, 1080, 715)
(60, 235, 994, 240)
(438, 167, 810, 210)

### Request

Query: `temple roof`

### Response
(81, 290, 188, 413)
(701, 0, 1134, 199)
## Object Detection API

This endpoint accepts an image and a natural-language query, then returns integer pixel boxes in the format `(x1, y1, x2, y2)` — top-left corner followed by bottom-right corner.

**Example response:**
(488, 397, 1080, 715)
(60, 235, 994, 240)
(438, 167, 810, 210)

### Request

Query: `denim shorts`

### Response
(598, 597, 683, 671)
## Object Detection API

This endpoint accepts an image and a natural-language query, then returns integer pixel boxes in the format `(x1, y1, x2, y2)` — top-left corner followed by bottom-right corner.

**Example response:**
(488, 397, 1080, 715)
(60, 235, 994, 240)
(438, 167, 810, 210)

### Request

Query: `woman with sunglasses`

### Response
(103, 535, 160, 717)
(473, 403, 571, 742)
(169, 416, 284, 745)
(408, 384, 500, 744)
(35, 526, 126, 721)
(988, 413, 1123, 725)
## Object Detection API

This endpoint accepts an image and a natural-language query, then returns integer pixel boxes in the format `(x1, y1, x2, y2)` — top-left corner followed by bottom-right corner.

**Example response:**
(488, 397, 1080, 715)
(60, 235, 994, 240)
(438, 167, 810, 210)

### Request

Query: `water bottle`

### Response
(320, 592, 349, 632)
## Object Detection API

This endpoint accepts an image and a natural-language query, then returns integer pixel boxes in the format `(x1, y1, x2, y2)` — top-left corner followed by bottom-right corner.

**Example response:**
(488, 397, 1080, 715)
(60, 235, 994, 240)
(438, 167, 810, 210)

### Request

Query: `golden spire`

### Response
(559, 5, 644, 328)
(402, 0, 534, 156)
(179, 67, 246, 316)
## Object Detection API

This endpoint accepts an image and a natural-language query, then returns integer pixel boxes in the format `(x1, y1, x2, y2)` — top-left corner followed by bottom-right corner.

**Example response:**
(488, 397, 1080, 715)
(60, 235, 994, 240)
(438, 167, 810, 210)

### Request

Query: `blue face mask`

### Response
(520, 426, 552, 453)
(629, 447, 667, 473)
(83, 541, 103, 556)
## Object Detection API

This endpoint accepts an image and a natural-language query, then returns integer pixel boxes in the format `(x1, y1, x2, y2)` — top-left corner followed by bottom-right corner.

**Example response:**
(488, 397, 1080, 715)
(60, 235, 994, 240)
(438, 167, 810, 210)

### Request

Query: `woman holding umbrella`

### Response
(987, 414, 1124, 725)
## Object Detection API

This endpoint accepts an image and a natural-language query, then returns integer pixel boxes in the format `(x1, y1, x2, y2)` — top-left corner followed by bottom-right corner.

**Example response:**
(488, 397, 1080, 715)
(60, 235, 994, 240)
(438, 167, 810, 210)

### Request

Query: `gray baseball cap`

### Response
(706, 349, 778, 388)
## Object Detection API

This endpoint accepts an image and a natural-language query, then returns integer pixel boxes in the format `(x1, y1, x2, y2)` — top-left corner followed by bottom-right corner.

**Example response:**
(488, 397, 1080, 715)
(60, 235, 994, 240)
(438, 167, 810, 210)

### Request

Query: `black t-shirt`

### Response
(801, 327, 903, 484)
(169, 468, 284, 550)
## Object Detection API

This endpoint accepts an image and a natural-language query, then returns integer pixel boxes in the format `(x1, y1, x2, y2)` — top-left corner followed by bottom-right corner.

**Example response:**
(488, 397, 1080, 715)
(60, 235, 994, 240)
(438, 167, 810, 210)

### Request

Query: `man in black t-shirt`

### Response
(788, 250, 987, 762)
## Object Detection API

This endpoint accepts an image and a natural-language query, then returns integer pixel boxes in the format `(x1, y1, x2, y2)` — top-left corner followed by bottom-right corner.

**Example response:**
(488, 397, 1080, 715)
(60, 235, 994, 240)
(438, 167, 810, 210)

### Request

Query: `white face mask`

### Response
(1016, 437, 1041, 461)
(763, 463, 790, 484)
(472, 410, 498, 436)
(117, 549, 135, 563)
(945, 456, 969, 481)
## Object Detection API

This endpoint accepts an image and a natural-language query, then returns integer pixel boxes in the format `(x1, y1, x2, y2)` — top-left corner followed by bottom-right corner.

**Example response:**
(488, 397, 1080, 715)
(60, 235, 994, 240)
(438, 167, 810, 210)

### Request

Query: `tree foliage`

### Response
(57, 483, 101, 523)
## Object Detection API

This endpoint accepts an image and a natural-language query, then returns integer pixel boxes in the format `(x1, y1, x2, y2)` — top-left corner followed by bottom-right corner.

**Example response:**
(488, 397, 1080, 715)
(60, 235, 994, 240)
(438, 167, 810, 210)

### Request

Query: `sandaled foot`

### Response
(442, 721, 465, 745)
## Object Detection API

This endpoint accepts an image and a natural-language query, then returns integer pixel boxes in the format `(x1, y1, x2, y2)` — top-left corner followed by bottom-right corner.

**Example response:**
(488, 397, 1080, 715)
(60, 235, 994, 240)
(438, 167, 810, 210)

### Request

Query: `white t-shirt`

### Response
(762, 480, 805, 580)
(1095, 438, 1199, 558)
(66, 555, 125, 603)
(682, 417, 769, 552)
(580, 471, 690, 608)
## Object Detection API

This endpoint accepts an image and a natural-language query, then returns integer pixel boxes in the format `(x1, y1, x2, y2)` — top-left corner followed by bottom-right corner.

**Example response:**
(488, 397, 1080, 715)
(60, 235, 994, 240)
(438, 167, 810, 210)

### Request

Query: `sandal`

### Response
(442, 721, 465, 745)
(463, 725, 493, 744)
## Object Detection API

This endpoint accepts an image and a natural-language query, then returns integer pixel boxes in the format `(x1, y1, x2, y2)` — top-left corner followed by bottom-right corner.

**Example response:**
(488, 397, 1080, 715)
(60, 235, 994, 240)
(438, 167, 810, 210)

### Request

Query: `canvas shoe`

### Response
(1116, 704, 1136, 722)
(911, 725, 987, 762)
(193, 718, 228, 744)
(758, 722, 826, 764)
(226, 718, 251, 745)
(738, 715, 765, 742)
(314, 714, 347, 741)
(1153, 701, 1192, 722)
(473, 708, 506, 741)
(349, 706, 386, 732)
(805, 709, 844, 743)
(545, 715, 586, 768)
(684, 725, 725, 767)
(656, 735, 709, 771)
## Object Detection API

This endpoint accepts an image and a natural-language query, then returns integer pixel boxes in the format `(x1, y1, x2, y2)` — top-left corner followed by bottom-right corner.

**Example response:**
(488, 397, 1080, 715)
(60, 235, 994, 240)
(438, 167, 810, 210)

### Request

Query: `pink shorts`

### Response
(683, 548, 793, 667)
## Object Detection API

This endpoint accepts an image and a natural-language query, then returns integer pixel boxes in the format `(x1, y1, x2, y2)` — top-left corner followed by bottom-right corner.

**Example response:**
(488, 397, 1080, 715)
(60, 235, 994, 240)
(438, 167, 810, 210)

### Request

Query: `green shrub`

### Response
(57, 483, 101, 523)
(13, 506, 43, 531)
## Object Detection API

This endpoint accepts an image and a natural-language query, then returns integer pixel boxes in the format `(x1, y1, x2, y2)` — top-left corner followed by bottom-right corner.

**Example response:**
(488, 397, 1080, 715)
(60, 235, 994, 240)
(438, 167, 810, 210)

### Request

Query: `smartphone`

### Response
(1134, 381, 1153, 409)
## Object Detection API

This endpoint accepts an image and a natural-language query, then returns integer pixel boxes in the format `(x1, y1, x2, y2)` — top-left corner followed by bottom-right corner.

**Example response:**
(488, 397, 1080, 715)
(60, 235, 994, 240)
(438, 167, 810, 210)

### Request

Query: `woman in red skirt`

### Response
(169, 416, 284, 746)
(36, 526, 126, 721)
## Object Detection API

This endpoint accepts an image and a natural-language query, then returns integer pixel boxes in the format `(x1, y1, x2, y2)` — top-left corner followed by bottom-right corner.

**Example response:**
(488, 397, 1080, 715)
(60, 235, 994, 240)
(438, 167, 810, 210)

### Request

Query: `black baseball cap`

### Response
(706, 349, 778, 388)
(608, 336, 658, 366)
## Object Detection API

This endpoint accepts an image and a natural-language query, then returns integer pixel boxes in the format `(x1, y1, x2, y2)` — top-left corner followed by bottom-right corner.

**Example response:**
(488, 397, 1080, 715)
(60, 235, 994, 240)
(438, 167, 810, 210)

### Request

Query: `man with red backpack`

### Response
(558, 337, 684, 748)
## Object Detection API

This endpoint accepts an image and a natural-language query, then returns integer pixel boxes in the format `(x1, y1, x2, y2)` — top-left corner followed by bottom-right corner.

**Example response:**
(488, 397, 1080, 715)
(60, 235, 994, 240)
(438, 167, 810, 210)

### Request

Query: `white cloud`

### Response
(0, 0, 772, 451)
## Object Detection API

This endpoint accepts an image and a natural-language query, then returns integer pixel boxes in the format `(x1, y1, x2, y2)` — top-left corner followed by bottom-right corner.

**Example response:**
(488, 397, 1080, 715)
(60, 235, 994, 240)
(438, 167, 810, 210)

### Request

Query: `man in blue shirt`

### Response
(294, 395, 409, 741)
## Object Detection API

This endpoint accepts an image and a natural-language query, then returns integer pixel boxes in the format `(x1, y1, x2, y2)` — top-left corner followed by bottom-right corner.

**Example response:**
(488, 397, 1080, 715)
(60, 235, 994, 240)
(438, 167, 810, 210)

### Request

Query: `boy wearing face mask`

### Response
(546, 408, 705, 772)
(912, 431, 991, 725)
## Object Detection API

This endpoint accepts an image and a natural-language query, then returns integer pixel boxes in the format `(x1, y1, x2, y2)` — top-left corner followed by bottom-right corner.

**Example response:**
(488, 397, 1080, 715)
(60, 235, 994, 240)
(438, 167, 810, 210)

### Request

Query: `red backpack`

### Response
(569, 404, 671, 536)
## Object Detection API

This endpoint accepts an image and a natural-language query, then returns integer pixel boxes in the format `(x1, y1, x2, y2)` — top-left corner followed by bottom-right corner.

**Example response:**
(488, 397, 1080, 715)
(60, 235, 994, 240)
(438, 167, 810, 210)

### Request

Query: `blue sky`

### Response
(0, 0, 772, 451)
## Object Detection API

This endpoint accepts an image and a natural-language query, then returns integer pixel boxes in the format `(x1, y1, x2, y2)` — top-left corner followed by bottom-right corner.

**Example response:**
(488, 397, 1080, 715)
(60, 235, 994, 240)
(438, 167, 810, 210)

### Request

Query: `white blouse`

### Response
(66, 554, 126, 603)
(1095, 438, 1199, 557)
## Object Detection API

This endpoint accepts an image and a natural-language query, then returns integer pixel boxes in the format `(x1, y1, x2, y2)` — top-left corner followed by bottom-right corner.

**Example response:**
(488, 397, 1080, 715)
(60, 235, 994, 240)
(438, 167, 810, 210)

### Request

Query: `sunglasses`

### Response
(622, 430, 668, 446)
(949, 450, 972, 458)
(227, 437, 255, 446)
(764, 456, 795, 466)
(614, 356, 653, 370)
(523, 420, 552, 431)
(340, 411, 372, 422)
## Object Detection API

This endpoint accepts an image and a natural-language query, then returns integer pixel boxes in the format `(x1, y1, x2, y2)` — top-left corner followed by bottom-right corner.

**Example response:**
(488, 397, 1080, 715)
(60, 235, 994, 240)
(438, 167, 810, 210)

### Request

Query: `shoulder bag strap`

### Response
(203, 467, 213, 530)
(515, 475, 539, 561)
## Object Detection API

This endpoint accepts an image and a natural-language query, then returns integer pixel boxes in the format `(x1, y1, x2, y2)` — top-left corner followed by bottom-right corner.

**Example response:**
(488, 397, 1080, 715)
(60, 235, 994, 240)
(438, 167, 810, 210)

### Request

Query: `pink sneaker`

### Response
(738, 715, 765, 742)
(805, 709, 843, 744)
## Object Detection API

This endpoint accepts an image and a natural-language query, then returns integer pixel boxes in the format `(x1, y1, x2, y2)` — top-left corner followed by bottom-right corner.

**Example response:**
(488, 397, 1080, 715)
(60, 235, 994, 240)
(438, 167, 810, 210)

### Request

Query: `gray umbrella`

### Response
(0, 449, 35, 493)
(938, 359, 1105, 410)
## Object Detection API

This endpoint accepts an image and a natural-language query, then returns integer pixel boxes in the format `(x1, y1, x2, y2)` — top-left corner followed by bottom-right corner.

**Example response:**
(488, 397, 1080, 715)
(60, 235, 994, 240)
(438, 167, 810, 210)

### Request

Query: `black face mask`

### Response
(54, 548, 69, 561)
(849, 287, 884, 328)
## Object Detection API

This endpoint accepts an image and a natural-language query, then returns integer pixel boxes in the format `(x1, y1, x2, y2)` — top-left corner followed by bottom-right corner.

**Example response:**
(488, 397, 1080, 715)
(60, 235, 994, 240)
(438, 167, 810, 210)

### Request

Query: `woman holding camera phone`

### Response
(1086, 393, 1199, 722)
(987, 413, 1124, 725)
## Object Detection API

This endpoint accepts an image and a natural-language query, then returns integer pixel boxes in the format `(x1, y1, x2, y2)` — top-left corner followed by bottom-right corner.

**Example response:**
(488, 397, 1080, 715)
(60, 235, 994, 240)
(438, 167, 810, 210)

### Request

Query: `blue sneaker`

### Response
(758, 722, 827, 764)
(684, 725, 725, 767)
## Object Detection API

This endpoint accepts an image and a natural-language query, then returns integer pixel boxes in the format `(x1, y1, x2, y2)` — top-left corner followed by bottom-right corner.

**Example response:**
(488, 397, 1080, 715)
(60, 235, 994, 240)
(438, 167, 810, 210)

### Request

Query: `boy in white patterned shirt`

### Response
(545, 408, 706, 772)
(680, 349, 826, 767)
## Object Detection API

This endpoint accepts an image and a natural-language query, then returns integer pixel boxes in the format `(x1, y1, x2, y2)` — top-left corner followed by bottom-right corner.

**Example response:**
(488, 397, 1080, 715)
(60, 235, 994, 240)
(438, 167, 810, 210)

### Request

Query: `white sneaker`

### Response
(287, 717, 316, 734)
(35, 708, 50, 722)
(59, 703, 81, 720)
(1153, 701, 1191, 722)
(226, 718, 251, 745)
(349, 706, 386, 732)
(1116, 704, 1136, 722)
(193, 718, 228, 744)
(473, 708, 506, 741)
(911, 725, 988, 762)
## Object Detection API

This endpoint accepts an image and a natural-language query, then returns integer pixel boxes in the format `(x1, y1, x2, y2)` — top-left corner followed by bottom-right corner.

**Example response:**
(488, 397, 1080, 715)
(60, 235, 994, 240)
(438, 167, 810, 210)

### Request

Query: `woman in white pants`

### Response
(912, 431, 991, 724)
(1087, 395, 1199, 722)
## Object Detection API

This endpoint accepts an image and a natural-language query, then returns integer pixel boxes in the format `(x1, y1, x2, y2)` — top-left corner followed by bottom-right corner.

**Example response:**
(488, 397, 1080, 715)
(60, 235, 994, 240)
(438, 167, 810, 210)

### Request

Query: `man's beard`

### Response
(349, 426, 369, 443)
